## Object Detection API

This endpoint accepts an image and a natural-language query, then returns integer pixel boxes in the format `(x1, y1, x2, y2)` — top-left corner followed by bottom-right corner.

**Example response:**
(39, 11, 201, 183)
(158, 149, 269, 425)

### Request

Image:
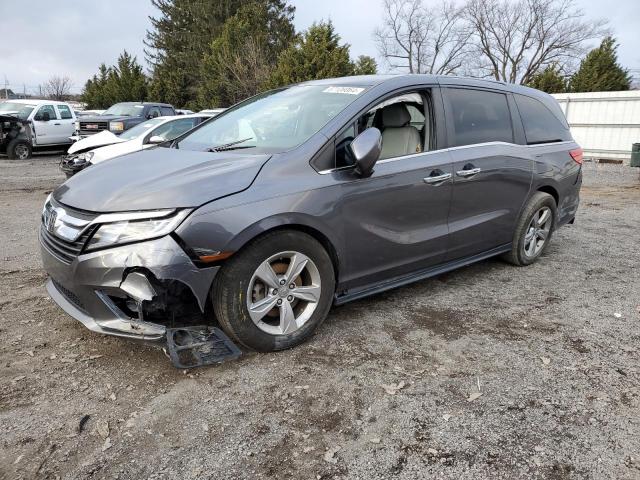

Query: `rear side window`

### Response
(514, 94, 571, 144)
(445, 88, 513, 147)
(160, 106, 174, 116)
(57, 104, 73, 119)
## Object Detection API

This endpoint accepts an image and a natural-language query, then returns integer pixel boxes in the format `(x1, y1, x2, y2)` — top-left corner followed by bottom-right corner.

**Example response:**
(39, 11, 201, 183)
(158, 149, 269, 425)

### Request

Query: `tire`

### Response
(502, 192, 557, 266)
(212, 230, 335, 352)
(7, 139, 32, 160)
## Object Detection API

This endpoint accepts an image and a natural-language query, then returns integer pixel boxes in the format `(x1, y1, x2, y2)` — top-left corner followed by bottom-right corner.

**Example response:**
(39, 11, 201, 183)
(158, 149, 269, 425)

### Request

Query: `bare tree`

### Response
(464, 0, 608, 84)
(374, 0, 471, 75)
(43, 75, 73, 100)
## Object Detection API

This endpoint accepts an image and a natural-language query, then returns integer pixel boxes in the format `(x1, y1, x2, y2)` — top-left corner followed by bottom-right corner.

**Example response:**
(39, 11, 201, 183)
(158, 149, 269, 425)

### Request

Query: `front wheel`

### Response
(503, 192, 556, 266)
(212, 230, 335, 352)
(7, 139, 32, 160)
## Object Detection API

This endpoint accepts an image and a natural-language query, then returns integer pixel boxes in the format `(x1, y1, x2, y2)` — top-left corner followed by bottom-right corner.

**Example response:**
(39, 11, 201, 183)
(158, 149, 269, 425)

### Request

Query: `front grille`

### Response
(40, 225, 97, 264)
(79, 121, 109, 135)
(51, 278, 87, 312)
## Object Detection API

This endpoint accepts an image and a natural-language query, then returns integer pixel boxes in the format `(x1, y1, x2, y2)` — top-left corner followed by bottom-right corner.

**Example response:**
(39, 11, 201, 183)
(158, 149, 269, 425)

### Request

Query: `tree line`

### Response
(81, 0, 631, 109)
(375, 0, 631, 93)
(82, 0, 376, 109)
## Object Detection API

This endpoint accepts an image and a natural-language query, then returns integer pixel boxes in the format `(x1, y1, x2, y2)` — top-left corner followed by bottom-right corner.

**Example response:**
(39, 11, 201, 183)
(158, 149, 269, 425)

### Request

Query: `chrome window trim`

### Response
(317, 140, 575, 174)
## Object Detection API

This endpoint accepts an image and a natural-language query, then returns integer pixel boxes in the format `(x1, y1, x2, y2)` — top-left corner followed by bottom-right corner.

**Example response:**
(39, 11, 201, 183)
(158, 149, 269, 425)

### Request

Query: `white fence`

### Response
(552, 91, 640, 164)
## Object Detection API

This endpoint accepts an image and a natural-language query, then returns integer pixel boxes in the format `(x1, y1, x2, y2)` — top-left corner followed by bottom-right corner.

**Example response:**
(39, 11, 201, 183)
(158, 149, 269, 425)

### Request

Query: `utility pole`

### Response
(3, 75, 8, 99)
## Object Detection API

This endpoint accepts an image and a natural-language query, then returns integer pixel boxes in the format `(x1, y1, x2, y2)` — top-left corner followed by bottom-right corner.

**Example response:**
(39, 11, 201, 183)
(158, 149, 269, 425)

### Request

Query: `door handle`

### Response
(456, 167, 481, 177)
(423, 172, 452, 185)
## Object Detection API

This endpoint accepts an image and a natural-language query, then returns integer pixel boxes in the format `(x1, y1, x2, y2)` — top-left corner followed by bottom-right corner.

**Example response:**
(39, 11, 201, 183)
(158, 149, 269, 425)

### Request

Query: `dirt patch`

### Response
(1, 159, 639, 479)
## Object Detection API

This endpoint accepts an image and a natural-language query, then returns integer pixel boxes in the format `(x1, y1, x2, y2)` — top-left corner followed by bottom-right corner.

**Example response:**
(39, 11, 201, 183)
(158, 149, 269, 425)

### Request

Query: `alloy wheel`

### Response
(15, 144, 29, 160)
(246, 251, 321, 336)
(523, 206, 552, 258)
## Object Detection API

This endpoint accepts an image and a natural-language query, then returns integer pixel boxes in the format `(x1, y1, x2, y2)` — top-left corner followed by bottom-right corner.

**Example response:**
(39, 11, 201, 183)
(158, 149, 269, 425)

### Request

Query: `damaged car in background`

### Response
(40, 75, 582, 368)
(60, 114, 212, 177)
(1, 114, 34, 159)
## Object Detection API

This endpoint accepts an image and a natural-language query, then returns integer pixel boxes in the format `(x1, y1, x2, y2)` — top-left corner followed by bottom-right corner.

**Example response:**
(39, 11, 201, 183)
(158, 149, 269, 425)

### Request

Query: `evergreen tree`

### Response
(145, 0, 244, 108)
(109, 51, 148, 103)
(199, 1, 295, 108)
(269, 21, 354, 87)
(82, 64, 112, 109)
(528, 65, 567, 93)
(569, 37, 631, 92)
(352, 55, 378, 75)
(81, 52, 148, 109)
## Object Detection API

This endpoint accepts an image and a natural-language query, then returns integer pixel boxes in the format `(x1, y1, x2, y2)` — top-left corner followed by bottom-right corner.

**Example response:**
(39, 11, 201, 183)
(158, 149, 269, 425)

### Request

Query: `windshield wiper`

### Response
(207, 137, 254, 152)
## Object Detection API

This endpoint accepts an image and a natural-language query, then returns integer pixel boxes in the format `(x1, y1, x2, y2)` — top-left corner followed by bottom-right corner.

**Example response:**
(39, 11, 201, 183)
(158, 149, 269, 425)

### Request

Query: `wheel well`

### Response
(537, 185, 559, 206)
(242, 224, 340, 281)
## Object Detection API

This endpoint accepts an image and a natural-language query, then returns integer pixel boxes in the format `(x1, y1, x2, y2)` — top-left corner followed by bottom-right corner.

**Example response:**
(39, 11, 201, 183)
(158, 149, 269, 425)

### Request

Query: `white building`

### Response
(552, 91, 640, 164)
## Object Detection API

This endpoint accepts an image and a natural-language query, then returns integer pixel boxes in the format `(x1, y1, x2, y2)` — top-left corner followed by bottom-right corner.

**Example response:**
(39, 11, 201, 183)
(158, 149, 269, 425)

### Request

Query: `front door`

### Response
(442, 87, 532, 260)
(332, 89, 453, 291)
(32, 104, 61, 145)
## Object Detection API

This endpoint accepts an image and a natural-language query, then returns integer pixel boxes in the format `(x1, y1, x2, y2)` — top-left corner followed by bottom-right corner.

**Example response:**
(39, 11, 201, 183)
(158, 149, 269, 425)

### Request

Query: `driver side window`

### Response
(35, 105, 57, 121)
(334, 91, 432, 169)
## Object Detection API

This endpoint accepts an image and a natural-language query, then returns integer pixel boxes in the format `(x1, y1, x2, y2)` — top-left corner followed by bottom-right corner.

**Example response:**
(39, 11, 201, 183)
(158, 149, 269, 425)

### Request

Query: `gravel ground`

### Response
(0, 156, 639, 480)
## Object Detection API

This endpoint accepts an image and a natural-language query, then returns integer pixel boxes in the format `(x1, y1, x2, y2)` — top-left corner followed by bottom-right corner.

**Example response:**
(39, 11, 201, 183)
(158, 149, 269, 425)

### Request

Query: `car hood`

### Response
(54, 148, 271, 212)
(90, 139, 143, 164)
(68, 130, 124, 154)
(78, 115, 130, 123)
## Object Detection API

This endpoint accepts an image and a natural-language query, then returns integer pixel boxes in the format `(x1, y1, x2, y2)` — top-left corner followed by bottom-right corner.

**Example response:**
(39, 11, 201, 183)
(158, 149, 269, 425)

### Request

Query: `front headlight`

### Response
(74, 121, 80, 130)
(109, 121, 124, 132)
(86, 209, 191, 252)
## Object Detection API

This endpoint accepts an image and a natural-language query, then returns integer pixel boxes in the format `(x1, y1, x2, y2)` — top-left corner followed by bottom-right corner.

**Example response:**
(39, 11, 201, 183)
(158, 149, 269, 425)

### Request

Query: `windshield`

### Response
(102, 103, 145, 116)
(0, 102, 35, 120)
(119, 118, 165, 140)
(176, 85, 367, 153)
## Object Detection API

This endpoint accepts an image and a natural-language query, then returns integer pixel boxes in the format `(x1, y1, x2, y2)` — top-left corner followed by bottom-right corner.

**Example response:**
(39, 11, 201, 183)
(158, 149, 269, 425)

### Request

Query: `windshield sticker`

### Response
(323, 86, 365, 95)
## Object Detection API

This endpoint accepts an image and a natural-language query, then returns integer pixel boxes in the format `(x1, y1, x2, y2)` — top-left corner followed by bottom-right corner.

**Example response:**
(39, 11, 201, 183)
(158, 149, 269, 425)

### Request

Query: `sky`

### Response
(1, 0, 638, 95)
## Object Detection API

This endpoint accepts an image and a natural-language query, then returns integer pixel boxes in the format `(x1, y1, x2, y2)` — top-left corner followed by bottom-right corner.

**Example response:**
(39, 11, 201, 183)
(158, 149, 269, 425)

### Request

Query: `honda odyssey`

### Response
(40, 75, 582, 352)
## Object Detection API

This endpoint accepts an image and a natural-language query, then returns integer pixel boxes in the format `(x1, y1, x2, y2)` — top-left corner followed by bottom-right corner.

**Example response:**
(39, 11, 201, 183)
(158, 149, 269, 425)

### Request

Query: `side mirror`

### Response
(147, 135, 166, 144)
(148, 111, 159, 119)
(350, 127, 382, 177)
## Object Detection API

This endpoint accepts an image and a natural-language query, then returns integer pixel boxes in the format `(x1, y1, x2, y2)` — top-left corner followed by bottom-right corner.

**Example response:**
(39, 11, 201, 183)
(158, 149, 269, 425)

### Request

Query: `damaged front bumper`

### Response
(41, 234, 219, 341)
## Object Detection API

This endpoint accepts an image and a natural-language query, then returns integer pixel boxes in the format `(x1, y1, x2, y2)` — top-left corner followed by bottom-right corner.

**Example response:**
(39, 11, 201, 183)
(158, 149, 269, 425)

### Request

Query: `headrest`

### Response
(381, 103, 411, 128)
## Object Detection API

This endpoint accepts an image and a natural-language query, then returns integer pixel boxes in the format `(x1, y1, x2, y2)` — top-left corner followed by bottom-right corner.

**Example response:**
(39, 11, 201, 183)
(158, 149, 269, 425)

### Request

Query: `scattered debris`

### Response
(303, 446, 315, 453)
(381, 381, 405, 395)
(541, 357, 551, 365)
(102, 437, 112, 452)
(77, 414, 90, 434)
(96, 419, 110, 439)
(467, 392, 483, 402)
(442, 414, 452, 421)
(614, 312, 622, 318)
(11, 375, 26, 383)
(323, 446, 341, 464)
(369, 437, 381, 444)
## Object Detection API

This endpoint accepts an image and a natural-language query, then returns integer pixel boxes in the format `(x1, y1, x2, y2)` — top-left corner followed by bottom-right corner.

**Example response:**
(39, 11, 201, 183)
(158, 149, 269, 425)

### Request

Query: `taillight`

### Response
(569, 148, 583, 165)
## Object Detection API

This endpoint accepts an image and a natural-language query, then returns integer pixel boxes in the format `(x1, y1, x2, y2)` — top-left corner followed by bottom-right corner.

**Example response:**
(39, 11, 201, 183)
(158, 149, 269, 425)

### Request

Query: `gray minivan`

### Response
(40, 75, 582, 352)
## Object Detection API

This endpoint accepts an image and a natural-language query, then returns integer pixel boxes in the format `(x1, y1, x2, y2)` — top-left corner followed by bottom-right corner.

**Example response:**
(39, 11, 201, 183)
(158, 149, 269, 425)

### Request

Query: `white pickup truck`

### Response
(0, 99, 76, 158)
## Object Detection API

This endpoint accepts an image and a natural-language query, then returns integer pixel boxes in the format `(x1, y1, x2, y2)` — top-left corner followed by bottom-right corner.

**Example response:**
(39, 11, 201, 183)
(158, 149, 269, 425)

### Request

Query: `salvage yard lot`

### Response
(1, 156, 639, 479)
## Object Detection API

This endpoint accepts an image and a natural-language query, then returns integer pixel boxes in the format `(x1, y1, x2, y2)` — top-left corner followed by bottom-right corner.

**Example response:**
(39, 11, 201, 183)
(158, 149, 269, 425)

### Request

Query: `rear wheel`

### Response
(7, 139, 32, 160)
(212, 230, 335, 352)
(503, 192, 556, 266)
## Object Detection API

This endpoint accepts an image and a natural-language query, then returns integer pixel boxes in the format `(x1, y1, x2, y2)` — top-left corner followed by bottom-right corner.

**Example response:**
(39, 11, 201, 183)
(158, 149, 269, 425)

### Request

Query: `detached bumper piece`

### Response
(165, 326, 241, 369)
